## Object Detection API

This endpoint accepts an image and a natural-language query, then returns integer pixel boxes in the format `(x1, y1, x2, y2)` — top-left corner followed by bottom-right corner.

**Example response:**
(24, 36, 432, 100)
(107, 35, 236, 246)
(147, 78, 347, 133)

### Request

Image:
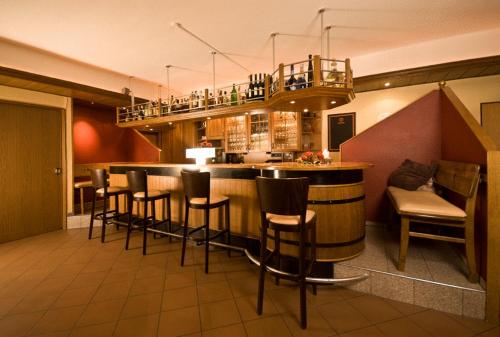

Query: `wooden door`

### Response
(206, 118, 225, 139)
(482, 102, 500, 147)
(0, 101, 63, 243)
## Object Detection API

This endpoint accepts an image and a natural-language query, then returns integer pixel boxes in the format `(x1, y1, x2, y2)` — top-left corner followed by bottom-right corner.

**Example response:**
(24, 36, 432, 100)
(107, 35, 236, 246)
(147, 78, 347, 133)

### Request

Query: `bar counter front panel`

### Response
(109, 162, 371, 262)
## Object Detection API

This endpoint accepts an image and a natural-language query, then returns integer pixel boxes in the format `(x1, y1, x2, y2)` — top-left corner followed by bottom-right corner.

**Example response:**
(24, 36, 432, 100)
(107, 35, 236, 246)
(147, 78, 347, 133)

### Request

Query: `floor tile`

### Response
(114, 313, 159, 337)
(121, 292, 162, 319)
(51, 286, 97, 309)
(199, 299, 241, 330)
(445, 313, 497, 334)
(0, 311, 44, 337)
(383, 298, 427, 316)
(164, 271, 196, 290)
(202, 323, 247, 337)
(347, 295, 403, 324)
(91, 280, 132, 302)
(339, 326, 385, 337)
(129, 275, 165, 296)
(158, 306, 201, 337)
(244, 316, 293, 337)
(197, 280, 234, 304)
(162, 285, 198, 311)
(408, 310, 475, 337)
(77, 298, 125, 327)
(376, 317, 433, 337)
(28, 305, 86, 335)
(318, 301, 371, 334)
(69, 322, 115, 337)
(478, 327, 500, 337)
(0, 296, 22, 317)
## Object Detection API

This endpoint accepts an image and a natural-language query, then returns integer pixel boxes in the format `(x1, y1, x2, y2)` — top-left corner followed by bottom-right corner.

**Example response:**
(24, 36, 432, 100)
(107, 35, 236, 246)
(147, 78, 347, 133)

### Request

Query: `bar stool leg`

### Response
(311, 224, 317, 296)
(125, 195, 133, 250)
(299, 229, 307, 329)
(257, 223, 267, 315)
(101, 194, 108, 243)
(226, 201, 231, 257)
(204, 207, 210, 274)
(152, 200, 157, 239)
(142, 200, 148, 255)
(274, 230, 281, 286)
(181, 201, 190, 266)
(88, 190, 96, 240)
(115, 194, 119, 230)
(79, 187, 85, 215)
(167, 195, 172, 242)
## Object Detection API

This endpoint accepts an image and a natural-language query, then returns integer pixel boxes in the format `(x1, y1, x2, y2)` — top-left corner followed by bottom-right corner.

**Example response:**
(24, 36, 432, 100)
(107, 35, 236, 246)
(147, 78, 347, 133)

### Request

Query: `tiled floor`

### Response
(0, 226, 498, 337)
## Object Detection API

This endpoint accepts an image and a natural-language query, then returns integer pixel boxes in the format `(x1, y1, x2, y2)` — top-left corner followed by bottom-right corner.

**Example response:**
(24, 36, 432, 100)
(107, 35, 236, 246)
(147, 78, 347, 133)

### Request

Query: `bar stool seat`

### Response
(267, 210, 316, 227)
(74, 180, 92, 215)
(89, 169, 130, 243)
(189, 195, 229, 207)
(74, 180, 92, 189)
(125, 170, 172, 255)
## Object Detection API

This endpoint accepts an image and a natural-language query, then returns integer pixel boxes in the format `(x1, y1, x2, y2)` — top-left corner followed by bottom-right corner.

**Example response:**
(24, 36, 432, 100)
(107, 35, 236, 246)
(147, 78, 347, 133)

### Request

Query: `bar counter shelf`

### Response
(109, 161, 372, 261)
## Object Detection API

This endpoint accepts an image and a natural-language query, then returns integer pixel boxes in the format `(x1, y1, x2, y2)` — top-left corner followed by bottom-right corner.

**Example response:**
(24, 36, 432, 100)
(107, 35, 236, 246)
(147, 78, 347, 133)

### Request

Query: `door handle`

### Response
(54, 168, 62, 175)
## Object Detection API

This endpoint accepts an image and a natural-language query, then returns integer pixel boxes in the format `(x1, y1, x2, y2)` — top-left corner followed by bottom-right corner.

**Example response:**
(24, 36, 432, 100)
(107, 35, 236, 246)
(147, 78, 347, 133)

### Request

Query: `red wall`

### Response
(341, 90, 442, 221)
(73, 103, 159, 164)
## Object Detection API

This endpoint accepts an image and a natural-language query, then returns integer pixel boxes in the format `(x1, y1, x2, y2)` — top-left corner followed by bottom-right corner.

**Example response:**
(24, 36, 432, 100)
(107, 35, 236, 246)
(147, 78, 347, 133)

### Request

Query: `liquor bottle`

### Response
(258, 74, 263, 98)
(287, 65, 297, 91)
(297, 65, 306, 89)
(253, 74, 259, 98)
(223, 91, 229, 105)
(237, 86, 241, 104)
(231, 84, 238, 106)
(248, 74, 253, 100)
(209, 93, 215, 109)
(307, 54, 314, 87)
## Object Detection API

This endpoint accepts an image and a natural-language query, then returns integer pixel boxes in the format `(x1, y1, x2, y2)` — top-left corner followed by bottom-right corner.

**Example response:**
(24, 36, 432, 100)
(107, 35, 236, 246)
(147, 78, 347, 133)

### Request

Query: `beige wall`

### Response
(323, 74, 500, 158)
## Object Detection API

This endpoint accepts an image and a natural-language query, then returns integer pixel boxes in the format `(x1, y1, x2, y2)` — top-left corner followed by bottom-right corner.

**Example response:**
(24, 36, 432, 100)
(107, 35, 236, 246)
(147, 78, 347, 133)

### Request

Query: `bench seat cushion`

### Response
(387, 186, 466, 218)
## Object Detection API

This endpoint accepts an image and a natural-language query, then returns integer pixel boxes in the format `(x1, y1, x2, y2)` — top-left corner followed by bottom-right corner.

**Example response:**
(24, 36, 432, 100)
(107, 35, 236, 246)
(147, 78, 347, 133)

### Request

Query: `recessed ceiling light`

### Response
(384, 82, 391, 87)
(290, 100, 295, 104)
(330, 100, 336, 104)
(150, 128, 154, 131)
(207, 117, 211, 120)
(303, 109, 309, 113)
(244, 112, 249, 115)
(145, 125, 149, 127)
(168, 122, 173, 125)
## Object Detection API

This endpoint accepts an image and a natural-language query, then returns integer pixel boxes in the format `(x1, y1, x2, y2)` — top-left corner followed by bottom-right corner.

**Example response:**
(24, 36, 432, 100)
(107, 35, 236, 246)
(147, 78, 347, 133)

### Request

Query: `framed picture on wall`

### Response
(328, 112, 356, 151)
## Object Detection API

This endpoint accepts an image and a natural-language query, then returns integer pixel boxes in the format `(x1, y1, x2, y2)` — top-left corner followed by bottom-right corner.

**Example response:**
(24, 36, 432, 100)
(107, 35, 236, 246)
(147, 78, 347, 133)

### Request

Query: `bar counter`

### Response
(109, 161, 372, 261)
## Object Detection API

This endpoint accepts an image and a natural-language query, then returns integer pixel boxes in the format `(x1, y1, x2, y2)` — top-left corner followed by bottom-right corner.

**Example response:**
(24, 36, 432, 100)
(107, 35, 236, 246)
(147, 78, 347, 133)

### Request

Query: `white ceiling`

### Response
(1, 0, 499, 94)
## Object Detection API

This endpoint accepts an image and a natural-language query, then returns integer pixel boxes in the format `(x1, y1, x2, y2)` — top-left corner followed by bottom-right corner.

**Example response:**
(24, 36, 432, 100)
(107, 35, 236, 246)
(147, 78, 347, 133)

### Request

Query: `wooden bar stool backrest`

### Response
(256, 176, 309, 220)
(181, 170, 210, 202)
(90, 168, 107, 189)
(126, 170, 148, 197)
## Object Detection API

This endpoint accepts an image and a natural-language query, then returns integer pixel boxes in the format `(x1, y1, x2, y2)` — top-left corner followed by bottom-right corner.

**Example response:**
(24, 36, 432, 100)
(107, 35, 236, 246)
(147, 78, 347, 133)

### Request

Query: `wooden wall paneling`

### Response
(486, 151, 500, 324)
(481, 102, 500, 147)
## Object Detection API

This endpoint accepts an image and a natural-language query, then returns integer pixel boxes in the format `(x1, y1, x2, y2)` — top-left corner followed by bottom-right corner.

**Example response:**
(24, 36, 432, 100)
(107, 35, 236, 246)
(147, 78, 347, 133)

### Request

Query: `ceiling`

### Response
(1, 0, 499, 94)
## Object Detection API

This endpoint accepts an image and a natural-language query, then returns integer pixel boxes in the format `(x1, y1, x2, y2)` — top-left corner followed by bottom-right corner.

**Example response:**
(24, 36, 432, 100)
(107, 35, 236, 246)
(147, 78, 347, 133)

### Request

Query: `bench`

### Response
(387, 160, 480, 282)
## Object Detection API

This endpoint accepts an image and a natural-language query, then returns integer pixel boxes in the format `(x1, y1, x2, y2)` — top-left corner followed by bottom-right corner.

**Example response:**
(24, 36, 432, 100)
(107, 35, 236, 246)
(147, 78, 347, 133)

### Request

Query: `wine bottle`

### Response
(307, 54, 313, 87)
(248, 74, 253, 100)
(297, 65, 306, 89)
(231, 84, 238, 106)
(253, 74, 258, 98)
(287, 65, 297, 91)
(258, 73, 263, 98)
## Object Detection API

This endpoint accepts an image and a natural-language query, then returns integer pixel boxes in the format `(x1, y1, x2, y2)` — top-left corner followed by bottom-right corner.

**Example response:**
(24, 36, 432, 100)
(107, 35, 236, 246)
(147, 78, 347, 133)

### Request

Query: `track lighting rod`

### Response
(173, 22, 252, 73)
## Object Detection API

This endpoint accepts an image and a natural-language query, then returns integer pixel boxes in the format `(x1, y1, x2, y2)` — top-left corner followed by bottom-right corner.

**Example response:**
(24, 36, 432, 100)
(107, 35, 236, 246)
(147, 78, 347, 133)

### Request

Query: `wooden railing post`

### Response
(204, 88, 209, 110)
(345, 58, 353, 89)
(313, 55, 321, 87)
(265, 75, 270, 100)
(278, 63, 285, 93)
(116, 107, 120, 124)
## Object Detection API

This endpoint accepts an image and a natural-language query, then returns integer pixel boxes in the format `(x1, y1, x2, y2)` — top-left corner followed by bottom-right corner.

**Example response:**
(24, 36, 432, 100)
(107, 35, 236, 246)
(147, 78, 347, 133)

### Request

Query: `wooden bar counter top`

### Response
(109, 161, 372, 261)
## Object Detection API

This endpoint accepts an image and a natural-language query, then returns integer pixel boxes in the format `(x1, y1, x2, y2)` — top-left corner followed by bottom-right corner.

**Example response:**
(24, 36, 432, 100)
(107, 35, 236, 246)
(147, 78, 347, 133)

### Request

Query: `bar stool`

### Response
(88, 169, 129, 243)
(125, 170, 172, 255)
(255, 176, 317, 329)
(180, 170, 230, 274)
(74, 180, 92, 215)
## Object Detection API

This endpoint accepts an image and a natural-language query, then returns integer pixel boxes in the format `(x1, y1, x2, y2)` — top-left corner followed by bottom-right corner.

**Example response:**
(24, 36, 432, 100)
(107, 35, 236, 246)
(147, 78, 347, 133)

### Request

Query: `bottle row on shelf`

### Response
(118, 55, 351, 123)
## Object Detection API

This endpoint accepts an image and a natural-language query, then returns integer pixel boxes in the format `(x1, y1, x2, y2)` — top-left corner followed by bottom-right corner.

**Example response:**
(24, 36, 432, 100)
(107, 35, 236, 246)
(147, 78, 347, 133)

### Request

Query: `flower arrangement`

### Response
(296, 151, 324, 164)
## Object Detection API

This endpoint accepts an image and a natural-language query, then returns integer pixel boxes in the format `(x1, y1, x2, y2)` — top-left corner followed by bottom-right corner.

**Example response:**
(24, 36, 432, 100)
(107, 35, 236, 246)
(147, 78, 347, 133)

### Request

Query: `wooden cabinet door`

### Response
(206, 118, 225, 139)
(0, 101, 63, 243)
